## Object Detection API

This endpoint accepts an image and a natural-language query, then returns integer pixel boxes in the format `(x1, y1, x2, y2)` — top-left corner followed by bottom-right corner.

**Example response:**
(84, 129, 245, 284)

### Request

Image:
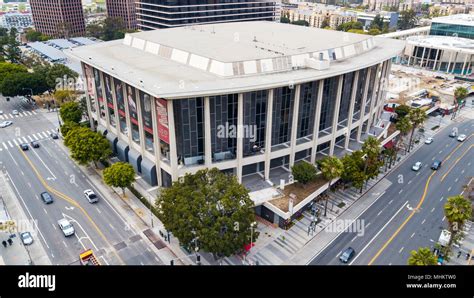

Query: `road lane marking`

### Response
(408, 180, 412, 185)
(52, 223, 57, 230)
(377, 210, 383, 217)
(431, 207, 435, 213)
(18, 148, 125, 265)
(27, 135, 33, 141)
(441, 144, 473, 182)
(3, 143, 7, 150)
(398, 247, 404, 254)
(349, 200, 409, 265)
(30, 147, 57, 179)
(21, 137, 28, 143)
(448, 186, 452, 192)
(109, 223, 115, 230)
(442, 216, 446, 221)
(62, 241, 68, 248)
(440, 196, 444, 202)
(42, 132, 48, 138)
(13, 139, 18, 146)
(43, 208, 48, 214)
(421, 219, 426, 225)
(388, 199, 393, 205)
(32, 134, 39, 140)
(461, 169, 465, 174)
(399, 189, 403, 194)
(96, 207, 102, 214)
(416, 172, 420, 176)
(7, 141, 13, 148)
(438, 150, 442, 154)
(410, 232, 415, 238)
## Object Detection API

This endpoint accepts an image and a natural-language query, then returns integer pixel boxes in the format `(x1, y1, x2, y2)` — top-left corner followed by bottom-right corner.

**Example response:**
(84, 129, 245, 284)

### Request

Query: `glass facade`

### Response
(353, 67, 368, 122)
(173, 97, 205, 164)
(93, 68, 106, 120)
(365, 65, 379, 115)
(210, 94, 238, 161)
(430, 22, 474, 40)
(113, 77, 128, 136)
(139, 91, 154, 153)
(272, 86, 295, 146)
(296, 81, 318, 139)
(243, 90, 267, 156)
(103, 73, 116, 128)
(125, 84, 140, 144)
(338, 71, 355, 127)
(319, 76, 338, 133)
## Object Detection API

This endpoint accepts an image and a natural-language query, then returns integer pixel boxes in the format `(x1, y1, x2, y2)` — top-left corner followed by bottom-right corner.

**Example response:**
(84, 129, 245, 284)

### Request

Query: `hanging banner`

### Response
(155, 98, 169, 144)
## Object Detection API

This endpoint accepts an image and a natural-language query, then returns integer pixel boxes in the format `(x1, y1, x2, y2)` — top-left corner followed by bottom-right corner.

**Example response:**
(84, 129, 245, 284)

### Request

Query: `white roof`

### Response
(406, 35, 474, 54)
(69, 21, 405, 99)
(431, 14, 474, 27)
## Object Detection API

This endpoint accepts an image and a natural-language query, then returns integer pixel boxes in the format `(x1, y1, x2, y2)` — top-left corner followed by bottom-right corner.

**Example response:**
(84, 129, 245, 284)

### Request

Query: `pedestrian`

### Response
(2, 240, 6, 248)
(466, 253, 471, 260)
(457, 251, 462, 258)
(7, 239, 12, 246)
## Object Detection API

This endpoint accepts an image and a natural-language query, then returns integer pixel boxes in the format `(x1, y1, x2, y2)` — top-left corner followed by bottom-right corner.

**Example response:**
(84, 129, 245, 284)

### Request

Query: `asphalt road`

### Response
(0, 96, 161, 265)
(309, 118, 474, 265)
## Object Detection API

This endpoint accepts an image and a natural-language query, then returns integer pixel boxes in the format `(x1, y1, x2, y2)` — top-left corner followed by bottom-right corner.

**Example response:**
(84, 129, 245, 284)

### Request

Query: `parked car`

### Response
(58, 219, 75, 237)
(84, 189, 99, 203)
(0, 121, 13, 128)
(431, 160, 442, 170)
(20, 232, 33, 246)
(31, 141, 40, 148)
(50, 132, 59, 139)
(449, 131, 457, 138)
(424, 137, 433, 144)
(339, 247, 355, 263)
(457, 134, 467, 142)
(12, 110, 19, 115)
(40, 191, 54, 204)
(412, 162, 422, 171)
(20, 143, 29, 151)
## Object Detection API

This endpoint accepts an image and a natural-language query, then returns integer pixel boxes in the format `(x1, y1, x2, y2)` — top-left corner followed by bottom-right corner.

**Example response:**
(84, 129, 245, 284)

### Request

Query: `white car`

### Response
(0, 110, 3, 114)
(58, 218, 75, 237)
(457, 134, 467, 142)
(84, 189, 99, 203)
(412, 161, 422, 171)
(424, 137, 433, 144)
(12, 110, 19, 115)
(0, 121, 13, 128)
(20, 232, 33, 246)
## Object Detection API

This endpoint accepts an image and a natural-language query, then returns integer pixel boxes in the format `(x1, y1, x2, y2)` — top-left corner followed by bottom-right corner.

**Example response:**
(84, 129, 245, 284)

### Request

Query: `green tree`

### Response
(454, 87, 468, 103)
(54, 90, 76, 104)
(25, 28, 50, 42)
(348, 29, 366, 34)
(157, 168, 258, 261)
(407, 108, 427, 152)
(444, 195, 472, 242)
(291, 20, 309, 26)
(60, 101, 83, 123)
(398, 9, 418, 30)
(394, 104, 411, 119)
(64, 127, 112, 168)
(291, 161, 317, 185)
(103, 162, 136, 196)
(4, 28, 21, 63)
(337, 21, 363, 32)
(86, 17, 130, 41)
(408, 247, 437, 265)
(0, 62, 27, 86)
(33, 64, 78, 91)
(341, 150, 366, 190)
(361, 136, 383, 188)
(0, 71, 49, 97)
(320, 18, 329, 29)
(280, 17, 291, 24)
(369, 14, 384, 30)
(368, 28, 381, 35)
(60, 120, 79, 136)
(396, 116, 412, 153)
(318, 156, 344, 216)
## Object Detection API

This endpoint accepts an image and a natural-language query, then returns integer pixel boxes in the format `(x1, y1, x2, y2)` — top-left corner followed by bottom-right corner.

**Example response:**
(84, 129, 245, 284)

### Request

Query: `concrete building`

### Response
(0, 12, 33, 31)
(430, 14, 474, 39)
(362, 0, 400, 11)
(136, 0, 280, 30)
(379, 26, 431, 40)
(69, 22, 404, 223)
(283, 5, 357, 29)
(354, 11, 399, 29)
(396, 35, 473, 75)
(429, 4, 470, 16)
(29, 0, 86, 38)
(105, 0, 137, 30)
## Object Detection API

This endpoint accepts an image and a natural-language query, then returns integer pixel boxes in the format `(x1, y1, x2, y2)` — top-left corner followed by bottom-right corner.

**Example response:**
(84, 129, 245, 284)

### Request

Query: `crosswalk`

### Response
(1, 129, 57, 150)
(0, 110, 37, 120)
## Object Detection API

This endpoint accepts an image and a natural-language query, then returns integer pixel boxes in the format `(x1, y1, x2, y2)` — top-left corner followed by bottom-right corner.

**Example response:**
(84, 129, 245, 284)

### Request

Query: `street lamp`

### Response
(360, 154, 368, 194)
(250, 221, 257, 251)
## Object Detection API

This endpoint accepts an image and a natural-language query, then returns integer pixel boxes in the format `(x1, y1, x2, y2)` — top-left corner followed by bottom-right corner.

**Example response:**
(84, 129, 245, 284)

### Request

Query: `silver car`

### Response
(20, 232, 33, 245)
(0, 121, 13, 128)
(58, 218, 75, 237)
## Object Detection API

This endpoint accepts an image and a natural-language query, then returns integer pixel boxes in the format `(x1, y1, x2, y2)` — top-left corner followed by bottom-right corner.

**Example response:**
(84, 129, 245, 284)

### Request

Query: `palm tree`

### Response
(407, 108, 427, 152)
(362, 136, 381, 158)
(408, 247, 437, 265)
(318, 156, 344, 216)
(444, 195, 472, 244)
(396, 116, 412, 154)
(454, 86, 468, 103)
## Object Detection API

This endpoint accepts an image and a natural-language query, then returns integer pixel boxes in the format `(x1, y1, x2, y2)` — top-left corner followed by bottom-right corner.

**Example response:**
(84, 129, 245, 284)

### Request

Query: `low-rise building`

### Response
(353, 11, 399, 29)
(0, 12, 33, 31)
(283, 5, 357, 29)
(429, 4, 470, 16)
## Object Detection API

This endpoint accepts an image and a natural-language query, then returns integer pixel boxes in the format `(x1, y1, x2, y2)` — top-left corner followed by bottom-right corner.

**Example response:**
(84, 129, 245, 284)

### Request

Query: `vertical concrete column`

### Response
(81, 63, 95, 131)
(310, 80, 324, 164)
(329, 75, 343, 156)
(433, 49, 440, 71)
(366, 63, 383, 134)
(151, 98, 162, 187)
(123, 82, 133, 145)
(167, 99, 178, 181)
(134, 88, 146, 155)
(98, 71, 110, 129)
(236, 93, 244, 183)
(447, 51, 454, 73)
(419, 47, 426, 68)
(264, 89, 274, 180)
(289, 84, 301, 168)
(345, 70, 359, 150)
(204, 96, 212, 166)
(357, 67, 372, 142)
(461, 53, 469, 76)
(109, 74, 120, 132)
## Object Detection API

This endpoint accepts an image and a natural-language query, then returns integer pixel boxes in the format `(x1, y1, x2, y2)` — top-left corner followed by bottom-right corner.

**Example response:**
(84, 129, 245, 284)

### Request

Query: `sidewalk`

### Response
(0, 171, 51, 265)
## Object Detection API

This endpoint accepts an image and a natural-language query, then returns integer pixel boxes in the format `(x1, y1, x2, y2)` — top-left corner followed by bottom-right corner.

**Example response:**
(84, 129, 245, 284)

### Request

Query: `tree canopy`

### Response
(398, 9, 418, 30)
(103, 162, 136, 196)
(64, 127, 112, 167)
(60, 101, 83, 123)
(444, 195, 472, 233)
(157, 168, 258, 259)
(341, 150, 366, 189)
(337, 21, 363, 32)
(0, 71, 49, 97)
(408, 247, 437, 265)
(24, 28, 50, 42)
(291, 161, 317, 185)
(86, 17, 136, 41)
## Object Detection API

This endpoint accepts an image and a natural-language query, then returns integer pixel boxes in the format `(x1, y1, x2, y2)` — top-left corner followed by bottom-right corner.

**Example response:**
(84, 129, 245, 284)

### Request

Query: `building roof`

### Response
(27, 41, 67, 61)
(48, 39, 77, 50)
(68, 21, 405, 99)
(406, 35, 474, 54)
(70, 37, 97, 46)
(431, 14, 474, 27)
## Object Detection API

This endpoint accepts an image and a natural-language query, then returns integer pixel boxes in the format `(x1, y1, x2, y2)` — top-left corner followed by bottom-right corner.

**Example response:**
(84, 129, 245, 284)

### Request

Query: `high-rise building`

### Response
(136, 0, 280, 30)
(105, 0, 137, 30)
(30, 0, 86, 38)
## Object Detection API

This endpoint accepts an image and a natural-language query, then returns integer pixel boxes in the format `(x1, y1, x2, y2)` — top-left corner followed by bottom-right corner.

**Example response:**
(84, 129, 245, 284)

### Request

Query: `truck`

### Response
(79, 249, 100, 265)
(438, 229, 451, 247)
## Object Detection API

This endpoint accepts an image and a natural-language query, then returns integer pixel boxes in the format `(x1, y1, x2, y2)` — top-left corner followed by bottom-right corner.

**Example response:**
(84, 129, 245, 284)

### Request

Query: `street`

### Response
(309, 118, 474, 265)
(0, 96, 161, 265)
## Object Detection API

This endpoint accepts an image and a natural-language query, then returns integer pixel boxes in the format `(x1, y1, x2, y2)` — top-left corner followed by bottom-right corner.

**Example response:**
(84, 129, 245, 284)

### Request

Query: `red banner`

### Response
(155, 98, 169, 144)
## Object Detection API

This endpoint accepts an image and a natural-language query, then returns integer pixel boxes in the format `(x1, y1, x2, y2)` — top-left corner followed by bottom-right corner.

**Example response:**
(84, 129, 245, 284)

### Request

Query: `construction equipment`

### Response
(79, 249, 100, 266)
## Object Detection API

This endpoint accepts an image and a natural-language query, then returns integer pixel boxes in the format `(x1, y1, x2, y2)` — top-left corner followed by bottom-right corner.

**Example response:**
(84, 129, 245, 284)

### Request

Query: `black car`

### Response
(31, 141, 40, 148)
(50, 133, 59, 139)
(431, 160, 442, 170)
(339, 247, 355, 263)
(20, 143, 29, 151)
(40, 192, 54, 204)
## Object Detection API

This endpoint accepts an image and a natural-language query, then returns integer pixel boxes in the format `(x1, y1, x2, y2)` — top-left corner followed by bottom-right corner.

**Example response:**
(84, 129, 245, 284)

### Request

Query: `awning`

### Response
(383, 140, 394, 149)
